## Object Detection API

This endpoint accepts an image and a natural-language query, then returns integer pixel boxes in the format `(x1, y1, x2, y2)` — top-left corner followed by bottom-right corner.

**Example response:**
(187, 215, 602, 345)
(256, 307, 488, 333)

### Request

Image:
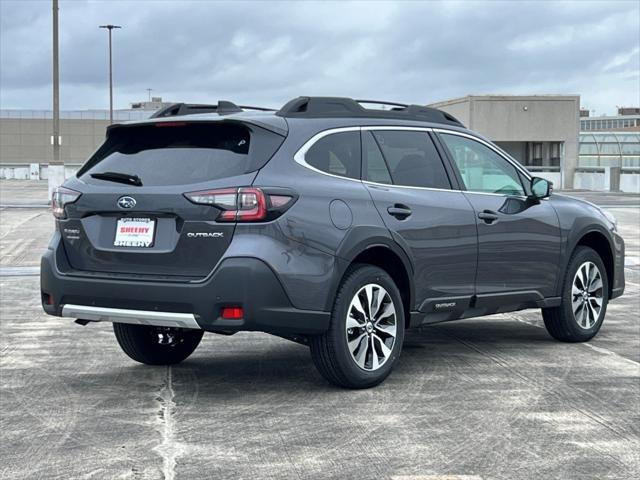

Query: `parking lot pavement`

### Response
(1, 183, 639, 480)
(0, 180, 50, 207)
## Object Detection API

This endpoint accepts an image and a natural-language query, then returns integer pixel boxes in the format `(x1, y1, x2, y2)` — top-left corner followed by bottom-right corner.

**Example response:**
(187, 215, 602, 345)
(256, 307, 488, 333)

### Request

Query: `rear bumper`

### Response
(41, 240, 330, 335)
(61, 304, 202, 329)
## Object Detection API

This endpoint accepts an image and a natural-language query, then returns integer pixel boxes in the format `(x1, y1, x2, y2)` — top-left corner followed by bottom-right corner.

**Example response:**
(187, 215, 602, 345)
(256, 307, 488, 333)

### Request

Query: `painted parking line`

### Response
(392, 476, 483, 480)
(514, 318, 640, 367)
(0, 204, 49, 209)
(625, 256, 640, 267)
(0, 266, 40, 277)
(598, 205, 640, 209)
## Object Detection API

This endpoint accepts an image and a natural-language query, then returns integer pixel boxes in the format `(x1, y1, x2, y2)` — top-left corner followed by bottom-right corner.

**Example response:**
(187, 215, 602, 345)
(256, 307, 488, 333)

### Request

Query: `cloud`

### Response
(0, 0, 638, 115)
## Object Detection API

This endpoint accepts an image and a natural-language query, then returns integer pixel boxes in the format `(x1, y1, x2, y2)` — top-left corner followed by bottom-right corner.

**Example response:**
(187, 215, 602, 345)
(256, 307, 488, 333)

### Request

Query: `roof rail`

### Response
(150, 101, 275, 119)
(276, 96, 464, 127)
(355, 99, 409, 109)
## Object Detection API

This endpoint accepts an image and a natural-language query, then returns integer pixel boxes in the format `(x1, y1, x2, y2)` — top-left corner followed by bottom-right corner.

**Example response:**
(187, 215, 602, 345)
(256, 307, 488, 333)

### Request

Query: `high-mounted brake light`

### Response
(184, 187, 294, 222)
(154, 121, 187, 128)
(52, 187, 81, 219)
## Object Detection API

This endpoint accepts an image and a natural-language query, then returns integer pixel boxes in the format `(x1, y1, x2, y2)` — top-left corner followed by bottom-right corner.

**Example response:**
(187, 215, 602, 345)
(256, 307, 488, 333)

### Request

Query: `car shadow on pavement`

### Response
(67, 319, 557, 397)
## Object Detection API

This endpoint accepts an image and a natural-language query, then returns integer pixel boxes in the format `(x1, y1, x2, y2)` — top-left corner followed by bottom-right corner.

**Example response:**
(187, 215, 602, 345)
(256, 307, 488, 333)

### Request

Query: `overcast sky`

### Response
(1, 0, 638, 115)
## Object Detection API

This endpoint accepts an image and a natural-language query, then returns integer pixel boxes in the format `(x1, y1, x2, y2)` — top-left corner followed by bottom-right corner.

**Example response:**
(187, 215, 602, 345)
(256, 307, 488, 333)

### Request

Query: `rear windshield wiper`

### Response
(90, 171, 143, 187)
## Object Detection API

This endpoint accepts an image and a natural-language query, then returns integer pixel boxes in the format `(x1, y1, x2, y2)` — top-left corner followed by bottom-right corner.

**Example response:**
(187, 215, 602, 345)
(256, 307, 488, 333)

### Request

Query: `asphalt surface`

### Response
(1, 179, 639, 480)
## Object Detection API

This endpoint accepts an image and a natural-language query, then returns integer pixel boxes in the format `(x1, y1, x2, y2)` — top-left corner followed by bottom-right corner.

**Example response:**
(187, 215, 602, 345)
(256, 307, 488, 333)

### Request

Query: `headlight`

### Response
(600, 209, 618, 231)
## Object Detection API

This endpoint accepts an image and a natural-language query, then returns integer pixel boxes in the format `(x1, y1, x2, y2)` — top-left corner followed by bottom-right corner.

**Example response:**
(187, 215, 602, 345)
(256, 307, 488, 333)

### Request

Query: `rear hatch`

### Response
(60, 120, 285, 279)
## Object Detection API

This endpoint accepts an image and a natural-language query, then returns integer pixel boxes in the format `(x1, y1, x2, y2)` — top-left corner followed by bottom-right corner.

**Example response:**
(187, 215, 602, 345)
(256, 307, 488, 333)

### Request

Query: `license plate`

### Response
(114, 217, 156, 248)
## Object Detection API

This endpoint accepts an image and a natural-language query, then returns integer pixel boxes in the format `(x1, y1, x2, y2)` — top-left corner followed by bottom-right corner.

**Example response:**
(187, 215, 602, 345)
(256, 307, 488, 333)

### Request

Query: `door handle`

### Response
(387, 204, 412, 220)
(478, 210, 499, 224)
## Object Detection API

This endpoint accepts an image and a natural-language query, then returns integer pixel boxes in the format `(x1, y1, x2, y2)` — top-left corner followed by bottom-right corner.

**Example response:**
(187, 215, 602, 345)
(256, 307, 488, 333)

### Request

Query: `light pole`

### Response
(99, 24, 121, 124)
(49, 0, 64, 199)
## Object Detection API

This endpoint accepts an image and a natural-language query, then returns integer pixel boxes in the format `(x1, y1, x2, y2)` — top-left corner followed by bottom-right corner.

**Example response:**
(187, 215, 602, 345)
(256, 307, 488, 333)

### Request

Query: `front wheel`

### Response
(310, 264, 405, 389)
(542, 246, 609, 342)
(113, 323, 204, 365)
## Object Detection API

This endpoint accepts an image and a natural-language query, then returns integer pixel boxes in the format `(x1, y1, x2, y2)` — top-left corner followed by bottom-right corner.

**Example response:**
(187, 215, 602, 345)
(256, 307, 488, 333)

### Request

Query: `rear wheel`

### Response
(113, 323, 204, 365)
(542, 246, 608, 342)
(310, 264, 405, 389)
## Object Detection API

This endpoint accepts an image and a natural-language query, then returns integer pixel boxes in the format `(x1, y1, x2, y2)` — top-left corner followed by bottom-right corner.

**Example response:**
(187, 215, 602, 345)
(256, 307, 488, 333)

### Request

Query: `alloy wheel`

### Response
(571, 261, 604, 329)
(345, 284, 397, 371)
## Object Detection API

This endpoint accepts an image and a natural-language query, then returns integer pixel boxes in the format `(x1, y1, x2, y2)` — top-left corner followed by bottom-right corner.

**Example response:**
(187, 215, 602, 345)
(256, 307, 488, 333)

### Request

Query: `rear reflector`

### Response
(221, 306, 243, 319)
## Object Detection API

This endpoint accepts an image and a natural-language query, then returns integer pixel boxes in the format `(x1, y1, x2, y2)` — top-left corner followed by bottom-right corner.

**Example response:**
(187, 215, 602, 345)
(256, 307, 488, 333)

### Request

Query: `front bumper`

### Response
(41, 238, 330, 335)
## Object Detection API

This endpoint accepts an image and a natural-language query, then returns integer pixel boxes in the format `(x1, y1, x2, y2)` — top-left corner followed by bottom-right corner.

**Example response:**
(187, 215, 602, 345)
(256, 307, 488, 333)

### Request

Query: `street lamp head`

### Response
(99, 25, 122, 30)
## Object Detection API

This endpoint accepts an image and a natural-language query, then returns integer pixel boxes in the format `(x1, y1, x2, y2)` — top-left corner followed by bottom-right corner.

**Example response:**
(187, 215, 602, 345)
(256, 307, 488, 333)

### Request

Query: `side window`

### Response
(439, 133, 525, 196)
(362, 131, 392, 184)
(371, 131, 451, 189)
(305, 131, 361, 179)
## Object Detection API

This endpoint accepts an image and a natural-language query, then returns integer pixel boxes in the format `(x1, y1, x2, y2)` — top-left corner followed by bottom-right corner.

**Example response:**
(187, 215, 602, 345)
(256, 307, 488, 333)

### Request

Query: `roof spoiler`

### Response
(150, 101, 276, 118)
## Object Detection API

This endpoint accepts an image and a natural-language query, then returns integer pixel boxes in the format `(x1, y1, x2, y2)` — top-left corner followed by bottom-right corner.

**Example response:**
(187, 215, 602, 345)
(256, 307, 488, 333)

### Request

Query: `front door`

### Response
(437, 131, 561, 309)
(362, 128, 478, 318)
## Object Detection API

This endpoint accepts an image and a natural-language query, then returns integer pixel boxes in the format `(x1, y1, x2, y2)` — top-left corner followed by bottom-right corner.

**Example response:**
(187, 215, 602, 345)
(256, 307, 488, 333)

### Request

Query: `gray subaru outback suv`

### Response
(41, 96, 625, 388)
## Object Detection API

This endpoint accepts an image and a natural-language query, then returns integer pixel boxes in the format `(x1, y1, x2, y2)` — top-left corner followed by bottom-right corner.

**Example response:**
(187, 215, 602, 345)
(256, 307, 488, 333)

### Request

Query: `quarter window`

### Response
(440, 133, 525, 196)
(371, 130, 451, 189)
(304, 131, 361, 179)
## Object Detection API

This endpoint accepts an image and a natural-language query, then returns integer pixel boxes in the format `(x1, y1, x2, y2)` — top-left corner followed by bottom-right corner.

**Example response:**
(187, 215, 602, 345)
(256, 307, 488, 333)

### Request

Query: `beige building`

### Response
(0, 99, 171, 180)
(429, 95, 580, 189)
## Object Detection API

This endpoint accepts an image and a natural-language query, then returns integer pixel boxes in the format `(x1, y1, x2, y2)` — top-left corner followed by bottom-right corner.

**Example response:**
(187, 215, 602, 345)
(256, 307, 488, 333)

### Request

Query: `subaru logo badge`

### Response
(117, 196, 136, 209)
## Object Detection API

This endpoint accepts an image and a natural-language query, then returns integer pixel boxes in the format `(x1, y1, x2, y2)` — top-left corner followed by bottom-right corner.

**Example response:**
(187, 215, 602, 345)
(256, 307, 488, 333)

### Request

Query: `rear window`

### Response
(78, 122, 283, 186)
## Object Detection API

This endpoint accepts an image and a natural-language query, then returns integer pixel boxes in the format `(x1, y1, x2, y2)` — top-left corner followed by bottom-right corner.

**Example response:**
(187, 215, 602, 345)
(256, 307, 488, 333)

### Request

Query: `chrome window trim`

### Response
(292, 125, 534, 198)
(363, 180, 461, 194)
(362, 126, 433, 133)
(293, 126, 363, 183)
(462, 190, 530, 200)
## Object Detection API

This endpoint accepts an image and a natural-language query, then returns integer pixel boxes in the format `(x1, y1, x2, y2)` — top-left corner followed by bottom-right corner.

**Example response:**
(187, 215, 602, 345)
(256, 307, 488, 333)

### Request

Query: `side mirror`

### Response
(530, 177, 552, 199)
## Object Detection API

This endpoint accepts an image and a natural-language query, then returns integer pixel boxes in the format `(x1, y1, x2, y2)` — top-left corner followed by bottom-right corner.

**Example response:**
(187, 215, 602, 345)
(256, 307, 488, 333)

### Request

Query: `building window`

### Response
(550, 142, 561, 166)
(532, 142, 543, 165)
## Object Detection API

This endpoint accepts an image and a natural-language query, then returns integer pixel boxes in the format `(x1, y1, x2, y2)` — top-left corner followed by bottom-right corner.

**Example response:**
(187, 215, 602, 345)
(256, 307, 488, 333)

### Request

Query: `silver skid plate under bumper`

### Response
(61, 304, 202, 330)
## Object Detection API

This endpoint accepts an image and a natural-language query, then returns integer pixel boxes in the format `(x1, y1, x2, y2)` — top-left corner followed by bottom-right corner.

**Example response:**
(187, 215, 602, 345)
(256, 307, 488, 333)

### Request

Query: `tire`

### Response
(542, 246, 609, 342)
(310, 264, 405, 389)
(113, 323, 204, 365)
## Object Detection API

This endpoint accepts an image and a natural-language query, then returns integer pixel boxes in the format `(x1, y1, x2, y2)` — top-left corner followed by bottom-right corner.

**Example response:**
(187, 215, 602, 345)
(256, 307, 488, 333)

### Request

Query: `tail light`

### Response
(184, 187, 296, 222)
(52, 187, 81, 219)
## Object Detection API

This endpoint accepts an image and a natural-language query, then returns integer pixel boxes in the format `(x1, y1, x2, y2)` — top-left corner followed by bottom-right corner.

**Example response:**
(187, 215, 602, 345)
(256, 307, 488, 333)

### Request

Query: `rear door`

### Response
(362, 128, 478, 317)
(436, 131, 561, 305)
(61, 121, 284, 279)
